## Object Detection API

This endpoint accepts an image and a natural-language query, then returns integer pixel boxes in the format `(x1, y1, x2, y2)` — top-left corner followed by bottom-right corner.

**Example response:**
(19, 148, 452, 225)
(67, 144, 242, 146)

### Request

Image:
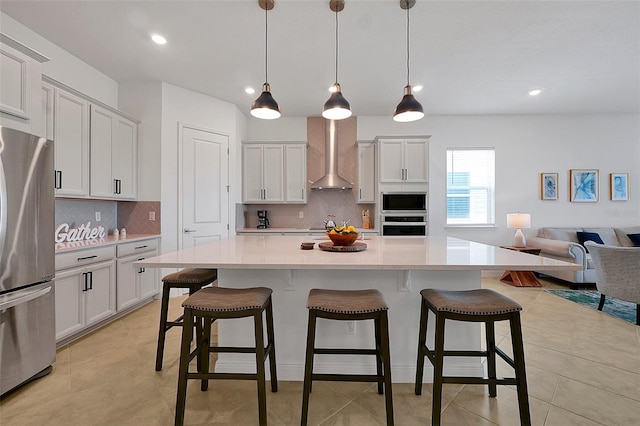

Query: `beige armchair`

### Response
(585, 242, 640, 325)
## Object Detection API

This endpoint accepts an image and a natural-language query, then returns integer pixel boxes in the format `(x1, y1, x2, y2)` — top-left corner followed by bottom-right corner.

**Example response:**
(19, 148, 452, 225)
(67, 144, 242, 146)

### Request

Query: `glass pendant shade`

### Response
(393, 85, 424, 122)
(322, 83, 352, 120)
(251, 83, 281, 119)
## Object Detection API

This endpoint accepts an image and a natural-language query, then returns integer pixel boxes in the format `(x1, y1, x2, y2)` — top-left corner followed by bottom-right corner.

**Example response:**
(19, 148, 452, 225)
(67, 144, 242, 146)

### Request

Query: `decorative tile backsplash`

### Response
(55, 199, 161, 236)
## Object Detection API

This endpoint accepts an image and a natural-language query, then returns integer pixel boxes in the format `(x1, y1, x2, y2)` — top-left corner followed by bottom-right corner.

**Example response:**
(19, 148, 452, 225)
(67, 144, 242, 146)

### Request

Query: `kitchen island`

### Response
(137, 235, 580, 382)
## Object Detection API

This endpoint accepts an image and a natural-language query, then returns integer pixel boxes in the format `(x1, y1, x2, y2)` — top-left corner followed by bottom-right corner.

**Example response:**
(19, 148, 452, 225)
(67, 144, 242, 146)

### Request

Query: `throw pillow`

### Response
(576, 231, 604, 252)
(627, 233, 640, 247)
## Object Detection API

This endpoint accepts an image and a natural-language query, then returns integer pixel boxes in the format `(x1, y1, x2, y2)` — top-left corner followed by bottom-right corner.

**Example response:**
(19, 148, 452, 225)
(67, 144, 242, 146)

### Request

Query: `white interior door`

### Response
(180, 125, 229, 249)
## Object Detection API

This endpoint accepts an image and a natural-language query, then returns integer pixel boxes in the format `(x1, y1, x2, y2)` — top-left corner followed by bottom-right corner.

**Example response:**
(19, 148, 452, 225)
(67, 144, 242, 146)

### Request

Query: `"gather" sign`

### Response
(55, 222, 106, 243)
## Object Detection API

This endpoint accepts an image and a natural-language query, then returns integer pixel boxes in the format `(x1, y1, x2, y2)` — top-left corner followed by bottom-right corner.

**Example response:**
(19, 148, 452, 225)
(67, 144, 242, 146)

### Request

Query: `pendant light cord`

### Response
(264, 5, 269, 83)
(335, 8, 339, 84)
(406, 4, 410, 86)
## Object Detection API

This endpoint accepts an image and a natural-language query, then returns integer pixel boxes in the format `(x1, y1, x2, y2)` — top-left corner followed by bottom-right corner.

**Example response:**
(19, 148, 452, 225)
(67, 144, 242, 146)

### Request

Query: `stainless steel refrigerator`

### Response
(0, 126, 55, 396)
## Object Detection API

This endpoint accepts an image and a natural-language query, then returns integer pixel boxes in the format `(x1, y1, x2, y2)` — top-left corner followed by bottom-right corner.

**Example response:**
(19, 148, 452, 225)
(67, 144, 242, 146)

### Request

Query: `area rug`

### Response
(545, 289, 637, 325)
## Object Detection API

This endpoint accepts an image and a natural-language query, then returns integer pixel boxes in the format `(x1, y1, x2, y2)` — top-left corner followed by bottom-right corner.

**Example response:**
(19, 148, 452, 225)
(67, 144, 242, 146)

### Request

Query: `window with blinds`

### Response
(446, 148, 495, 225)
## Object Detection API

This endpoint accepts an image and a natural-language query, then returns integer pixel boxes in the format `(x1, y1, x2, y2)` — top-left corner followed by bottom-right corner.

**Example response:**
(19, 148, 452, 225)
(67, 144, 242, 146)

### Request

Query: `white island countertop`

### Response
(136, 235, 580, 272)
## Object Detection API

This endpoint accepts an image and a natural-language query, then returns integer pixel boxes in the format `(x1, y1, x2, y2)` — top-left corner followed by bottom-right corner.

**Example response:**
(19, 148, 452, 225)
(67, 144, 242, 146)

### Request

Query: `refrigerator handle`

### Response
(0, 286, 52, 310)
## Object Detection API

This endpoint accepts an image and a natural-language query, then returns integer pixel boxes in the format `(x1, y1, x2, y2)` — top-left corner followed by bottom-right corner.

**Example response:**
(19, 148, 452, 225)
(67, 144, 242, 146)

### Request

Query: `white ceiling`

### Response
(2, 0, 639, 117)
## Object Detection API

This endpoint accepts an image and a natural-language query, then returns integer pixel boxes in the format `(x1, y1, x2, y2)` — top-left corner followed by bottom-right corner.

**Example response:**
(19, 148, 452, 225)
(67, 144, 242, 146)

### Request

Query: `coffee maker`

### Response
(257, 210, 269, 229)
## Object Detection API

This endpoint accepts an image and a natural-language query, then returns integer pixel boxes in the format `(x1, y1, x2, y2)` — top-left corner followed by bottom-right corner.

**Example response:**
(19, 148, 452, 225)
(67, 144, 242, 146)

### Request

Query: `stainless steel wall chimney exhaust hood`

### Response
(310, 119, 353, 190)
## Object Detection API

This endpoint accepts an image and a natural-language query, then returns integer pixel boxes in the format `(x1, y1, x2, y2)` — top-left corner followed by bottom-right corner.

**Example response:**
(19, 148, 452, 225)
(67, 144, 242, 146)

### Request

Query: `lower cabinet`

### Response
(54, 237, 160, 343)
(54, 259, 116, 341)
(116, 240, 158, 311)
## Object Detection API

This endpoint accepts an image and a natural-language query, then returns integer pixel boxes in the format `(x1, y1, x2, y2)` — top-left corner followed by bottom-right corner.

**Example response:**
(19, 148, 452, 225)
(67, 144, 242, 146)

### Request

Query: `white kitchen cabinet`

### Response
(41, 82, 54, 140)
(54, 87, 90, 197)
(285, 143, 307, 203)
(378, 138, 428, 184)
(242, 143, 285, 203)
(54, 258, 116, 341)
(116, 239, 159, 311)
(357, 140, 376, 203)
(90, 105, 138, 199)
(0, 34, 48, 135)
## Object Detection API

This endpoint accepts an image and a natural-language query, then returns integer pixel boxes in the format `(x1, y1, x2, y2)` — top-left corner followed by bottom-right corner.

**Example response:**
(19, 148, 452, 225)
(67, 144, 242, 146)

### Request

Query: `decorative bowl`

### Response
(326, 231, 359, 246)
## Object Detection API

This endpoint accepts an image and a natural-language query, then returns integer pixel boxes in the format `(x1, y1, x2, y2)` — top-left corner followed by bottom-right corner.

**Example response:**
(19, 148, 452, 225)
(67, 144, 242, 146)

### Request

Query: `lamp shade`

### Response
(507, 213, 531, 229)
(251, 83, 281, 120)
(393, 85, 424, 122)
(322, 84, 352, 120)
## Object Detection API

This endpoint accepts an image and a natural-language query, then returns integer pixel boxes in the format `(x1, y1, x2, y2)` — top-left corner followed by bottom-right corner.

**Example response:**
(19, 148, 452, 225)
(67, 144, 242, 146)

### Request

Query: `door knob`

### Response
(183, 228, 197, 233)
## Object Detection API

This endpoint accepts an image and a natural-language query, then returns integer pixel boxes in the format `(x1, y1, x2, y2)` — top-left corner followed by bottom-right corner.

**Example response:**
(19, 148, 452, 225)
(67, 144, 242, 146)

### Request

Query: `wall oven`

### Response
(381, 192, 428, 236)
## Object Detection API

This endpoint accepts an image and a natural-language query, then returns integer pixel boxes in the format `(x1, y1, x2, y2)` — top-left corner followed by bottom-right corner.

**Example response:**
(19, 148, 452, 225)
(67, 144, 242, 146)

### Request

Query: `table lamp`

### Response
(507, 213, 531, 248)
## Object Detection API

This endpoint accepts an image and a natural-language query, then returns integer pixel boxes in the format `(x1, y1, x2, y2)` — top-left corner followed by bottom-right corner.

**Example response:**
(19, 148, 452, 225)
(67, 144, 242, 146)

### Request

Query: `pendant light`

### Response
(251, 0, 281, 120)
(322, 0, 352, 120)
(393, 0, 424, 122)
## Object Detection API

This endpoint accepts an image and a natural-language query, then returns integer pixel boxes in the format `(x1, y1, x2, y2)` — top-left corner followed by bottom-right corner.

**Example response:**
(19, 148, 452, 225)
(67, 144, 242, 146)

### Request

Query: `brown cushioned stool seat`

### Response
(301, 289, 394, 425)
(175, 286, 277, 426)
(415, 289, 530, 426)
(155, 268, 217, 371)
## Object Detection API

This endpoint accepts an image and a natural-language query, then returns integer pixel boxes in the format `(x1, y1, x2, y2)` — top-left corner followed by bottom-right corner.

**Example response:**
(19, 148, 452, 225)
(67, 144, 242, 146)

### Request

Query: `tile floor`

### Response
(1, 275, 639, 425)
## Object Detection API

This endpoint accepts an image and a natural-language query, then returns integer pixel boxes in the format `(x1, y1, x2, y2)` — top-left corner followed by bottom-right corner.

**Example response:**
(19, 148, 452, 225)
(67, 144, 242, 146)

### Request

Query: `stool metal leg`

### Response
(380, 311, 395, 426)
(266, 297, 278, 392)
(510, 313, 531, 426)
(155, 282, 171, 371)
(301, 310, 317, 426)
(415, 298, 429, 395)
(254, 309, 268, 426)
(175, 307, 195, 426)
(431, 311, 446, 426)
(486, 321, 497, 397)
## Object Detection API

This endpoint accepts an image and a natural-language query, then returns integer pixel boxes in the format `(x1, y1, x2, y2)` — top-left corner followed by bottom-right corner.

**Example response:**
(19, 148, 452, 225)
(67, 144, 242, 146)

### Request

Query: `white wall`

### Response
(118, 82, 163, 201)
(1, 12, 118, 108)
(160, 83, 244, 254)
(246, 113, 640, 246)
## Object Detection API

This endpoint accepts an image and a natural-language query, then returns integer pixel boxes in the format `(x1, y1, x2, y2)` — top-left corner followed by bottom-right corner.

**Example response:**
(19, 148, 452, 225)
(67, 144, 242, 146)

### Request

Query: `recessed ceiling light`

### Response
(245, 87, 256, 95)
(529, 88, 542, 96)
(412, 85, 423, 92)
(151, 34, 167, 45)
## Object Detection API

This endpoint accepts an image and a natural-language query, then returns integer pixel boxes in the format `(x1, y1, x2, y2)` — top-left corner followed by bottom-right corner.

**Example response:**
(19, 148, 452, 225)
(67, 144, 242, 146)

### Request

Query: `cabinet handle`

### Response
(82, 272, 88, 291)
(134, 245, 148, 250)
(138, 257, 145, 273)
(88, 271, 93, 290)
(77, 255, 98, 261)
(359, 189, 362, 199)
(54, 170, 63, 189)
(183, 228, 197, 233)
(117, 179, 122, 194)
(301, 188, 305, 199)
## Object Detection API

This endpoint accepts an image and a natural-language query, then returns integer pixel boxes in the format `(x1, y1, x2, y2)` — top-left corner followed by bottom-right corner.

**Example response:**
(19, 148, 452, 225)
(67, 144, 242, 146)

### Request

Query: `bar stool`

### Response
(175, 286, 277, 426)
(155, 268, 218, 371)
(415, 288, 531, 426)
(301, 289, 394, 426)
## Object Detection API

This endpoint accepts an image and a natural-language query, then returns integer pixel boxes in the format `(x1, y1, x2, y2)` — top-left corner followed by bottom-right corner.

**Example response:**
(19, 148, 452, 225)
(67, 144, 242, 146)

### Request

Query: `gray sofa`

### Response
(527, 226, 640, 285)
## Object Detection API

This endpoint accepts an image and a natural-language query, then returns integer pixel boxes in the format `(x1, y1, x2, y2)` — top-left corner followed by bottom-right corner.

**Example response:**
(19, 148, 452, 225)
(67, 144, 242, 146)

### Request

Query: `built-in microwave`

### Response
(381, 192, 427, 213)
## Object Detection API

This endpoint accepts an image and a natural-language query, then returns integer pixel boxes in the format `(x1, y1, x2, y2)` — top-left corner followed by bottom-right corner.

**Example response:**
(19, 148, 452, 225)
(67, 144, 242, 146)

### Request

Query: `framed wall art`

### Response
(610, 173, 629, 201)
(570, 169, 599, 202)
(540, 172, 558, 200)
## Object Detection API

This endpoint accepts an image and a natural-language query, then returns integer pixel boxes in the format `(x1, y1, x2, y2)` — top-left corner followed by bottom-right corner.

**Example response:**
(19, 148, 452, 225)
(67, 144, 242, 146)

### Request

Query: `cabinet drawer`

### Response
(117, 238, 159, 258)
(56, 246, 115, 271)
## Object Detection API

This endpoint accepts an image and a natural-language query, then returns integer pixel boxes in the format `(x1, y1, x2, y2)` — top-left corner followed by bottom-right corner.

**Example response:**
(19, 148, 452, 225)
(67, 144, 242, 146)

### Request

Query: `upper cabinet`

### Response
(284, 144, 307, 203)
(357, 140, 376, 203)
(53, 86, 90, 197)
(0, 33, 49, 135)
(242, 141, 307, 204)
(378, 138, 428, 184)
(44, 78, 139, 200)
(90, 105, 137, 199)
